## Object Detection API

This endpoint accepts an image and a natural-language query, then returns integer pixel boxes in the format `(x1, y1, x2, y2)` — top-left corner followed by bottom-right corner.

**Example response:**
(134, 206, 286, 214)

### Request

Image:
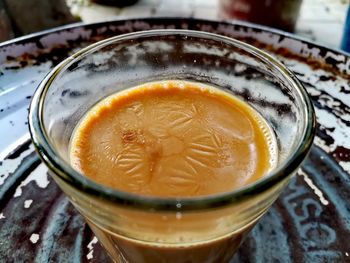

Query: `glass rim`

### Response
(28, 29, 315, 211)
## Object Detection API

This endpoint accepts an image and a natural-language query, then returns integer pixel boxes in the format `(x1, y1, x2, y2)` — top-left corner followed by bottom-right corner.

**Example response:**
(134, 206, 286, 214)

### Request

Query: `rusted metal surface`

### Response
(1, 18, 350, 262)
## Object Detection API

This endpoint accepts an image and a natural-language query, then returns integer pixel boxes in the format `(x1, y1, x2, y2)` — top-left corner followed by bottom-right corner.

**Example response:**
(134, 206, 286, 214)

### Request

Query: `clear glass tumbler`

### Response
(29, 30, 315, 263)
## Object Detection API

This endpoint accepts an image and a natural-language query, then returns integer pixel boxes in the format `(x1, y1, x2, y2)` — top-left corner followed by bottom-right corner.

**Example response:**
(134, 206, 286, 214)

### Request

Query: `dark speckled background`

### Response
(0, 18, 350, 262)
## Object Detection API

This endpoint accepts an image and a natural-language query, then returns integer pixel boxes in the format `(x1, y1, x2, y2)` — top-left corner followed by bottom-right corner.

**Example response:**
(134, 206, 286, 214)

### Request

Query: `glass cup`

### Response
(29, 30, 315, 262)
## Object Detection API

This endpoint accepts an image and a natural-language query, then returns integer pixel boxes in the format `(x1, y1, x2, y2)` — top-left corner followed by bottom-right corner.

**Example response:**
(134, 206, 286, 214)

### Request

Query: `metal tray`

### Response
(1, 18, 350, 262)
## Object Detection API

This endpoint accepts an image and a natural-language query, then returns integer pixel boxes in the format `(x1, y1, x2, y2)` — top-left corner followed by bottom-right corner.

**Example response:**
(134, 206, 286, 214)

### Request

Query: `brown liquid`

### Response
(70, 81, 276, 197)
(87, 218, 255, 263)
(69, 80, 277, 262)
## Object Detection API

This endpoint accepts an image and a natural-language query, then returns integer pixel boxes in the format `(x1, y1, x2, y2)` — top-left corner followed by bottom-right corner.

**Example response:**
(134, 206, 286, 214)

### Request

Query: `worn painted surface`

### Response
(0, 18, 350, 262)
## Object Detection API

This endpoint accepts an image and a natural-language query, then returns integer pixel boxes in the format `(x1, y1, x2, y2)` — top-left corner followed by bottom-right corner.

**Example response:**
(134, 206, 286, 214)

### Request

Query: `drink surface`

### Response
(70, 80, 277, 197)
